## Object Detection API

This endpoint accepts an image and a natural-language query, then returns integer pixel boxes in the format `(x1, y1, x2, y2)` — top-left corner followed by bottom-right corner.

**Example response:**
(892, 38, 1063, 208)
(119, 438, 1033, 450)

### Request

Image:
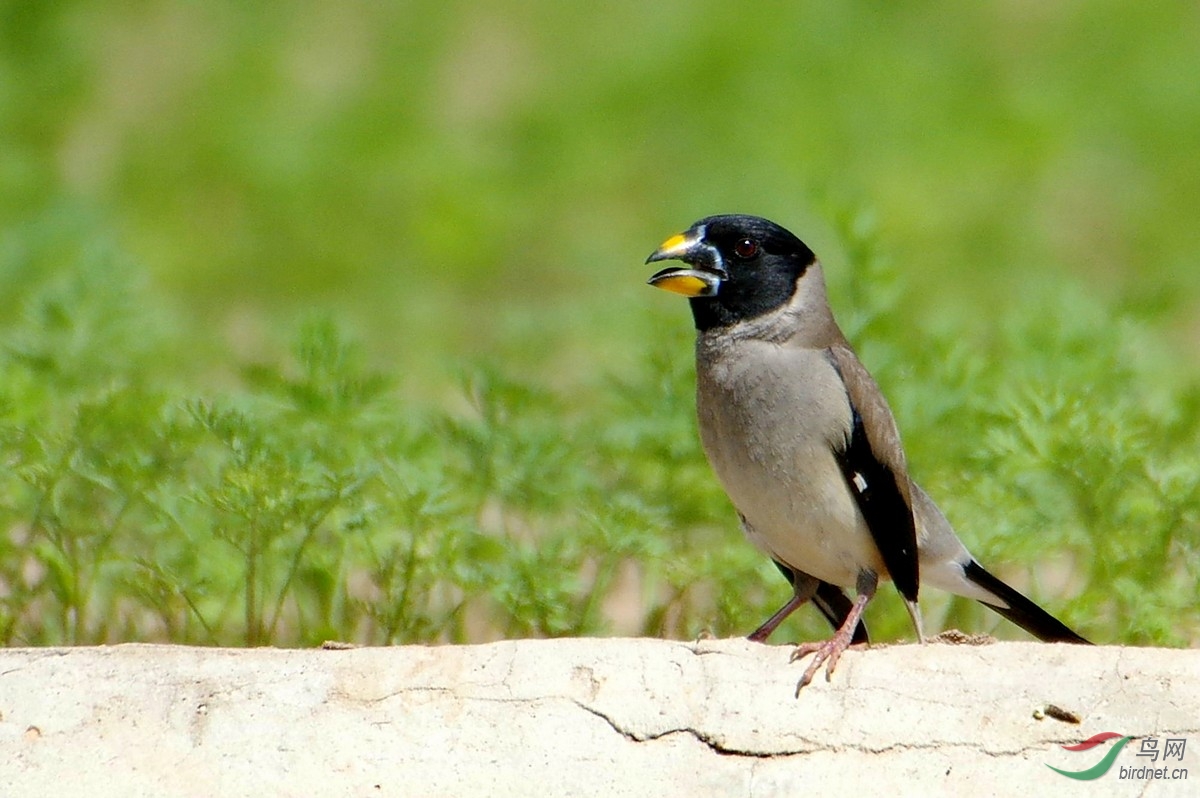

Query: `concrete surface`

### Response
(0, 638, 1196, 797)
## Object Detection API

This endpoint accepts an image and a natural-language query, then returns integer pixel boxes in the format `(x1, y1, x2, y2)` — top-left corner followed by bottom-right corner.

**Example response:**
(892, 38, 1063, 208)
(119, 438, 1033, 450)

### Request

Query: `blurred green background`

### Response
(1, 1, 1197, 647)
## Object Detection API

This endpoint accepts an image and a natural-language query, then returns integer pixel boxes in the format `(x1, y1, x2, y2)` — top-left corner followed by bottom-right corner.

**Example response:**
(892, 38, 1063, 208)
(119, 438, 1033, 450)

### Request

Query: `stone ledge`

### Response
(1, 639, 1196, 797)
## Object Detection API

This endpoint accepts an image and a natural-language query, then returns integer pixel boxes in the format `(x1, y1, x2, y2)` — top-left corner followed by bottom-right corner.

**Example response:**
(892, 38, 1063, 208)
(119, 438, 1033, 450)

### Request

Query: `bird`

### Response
(645, 214, 1090, 690)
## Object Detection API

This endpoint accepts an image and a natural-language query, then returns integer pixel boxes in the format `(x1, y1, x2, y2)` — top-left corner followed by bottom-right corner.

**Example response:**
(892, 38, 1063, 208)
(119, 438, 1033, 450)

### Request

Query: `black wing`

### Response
(826, 348, 920, 603)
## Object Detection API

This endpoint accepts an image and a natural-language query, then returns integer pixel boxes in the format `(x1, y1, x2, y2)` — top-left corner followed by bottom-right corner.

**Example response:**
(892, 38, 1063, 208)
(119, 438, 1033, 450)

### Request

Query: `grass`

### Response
(0, 210, 1195, 648)
(0, 2, 1197, 647)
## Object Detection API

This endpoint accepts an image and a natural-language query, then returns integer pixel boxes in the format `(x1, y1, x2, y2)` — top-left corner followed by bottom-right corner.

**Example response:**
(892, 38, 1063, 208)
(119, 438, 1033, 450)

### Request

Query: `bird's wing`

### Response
(823, 345, 920, 602)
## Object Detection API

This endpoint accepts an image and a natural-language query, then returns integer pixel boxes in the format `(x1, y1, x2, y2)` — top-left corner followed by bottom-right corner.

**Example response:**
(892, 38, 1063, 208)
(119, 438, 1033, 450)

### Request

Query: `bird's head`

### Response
(646, 215, 817, 331)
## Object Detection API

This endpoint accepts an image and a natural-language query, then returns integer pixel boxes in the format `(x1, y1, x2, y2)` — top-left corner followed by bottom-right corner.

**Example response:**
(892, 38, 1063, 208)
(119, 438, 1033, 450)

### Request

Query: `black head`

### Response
(646, 214, 816, 331)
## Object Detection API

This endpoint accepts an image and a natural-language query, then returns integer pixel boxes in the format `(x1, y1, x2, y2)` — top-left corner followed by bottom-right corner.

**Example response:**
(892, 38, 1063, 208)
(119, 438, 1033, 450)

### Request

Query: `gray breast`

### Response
(694, 335, 884, 586)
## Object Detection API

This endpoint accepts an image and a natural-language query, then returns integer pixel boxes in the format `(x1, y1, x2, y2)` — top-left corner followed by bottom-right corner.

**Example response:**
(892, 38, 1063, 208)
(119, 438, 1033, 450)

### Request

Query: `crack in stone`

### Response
(567, 697, 1024, 759)
(0, 650, 70, 677)
(329, 685, 454, 704)
(566, 697, 1152, 761)
(571, 698, 780, 759)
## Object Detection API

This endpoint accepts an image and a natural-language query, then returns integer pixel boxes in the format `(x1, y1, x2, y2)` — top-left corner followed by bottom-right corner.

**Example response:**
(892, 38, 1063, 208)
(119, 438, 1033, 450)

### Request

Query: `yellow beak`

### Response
(645, 231, 723, 297)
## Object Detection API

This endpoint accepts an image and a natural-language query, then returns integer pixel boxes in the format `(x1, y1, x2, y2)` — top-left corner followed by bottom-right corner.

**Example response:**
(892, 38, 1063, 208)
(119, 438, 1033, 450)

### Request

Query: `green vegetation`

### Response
(1, 2, 1196, 647)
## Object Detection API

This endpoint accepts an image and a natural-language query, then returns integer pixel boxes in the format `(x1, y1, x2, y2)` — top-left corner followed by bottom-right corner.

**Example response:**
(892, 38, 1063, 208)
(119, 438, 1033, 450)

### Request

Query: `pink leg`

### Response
(748, 573, 818, 643)
(790, 571, 877, 694)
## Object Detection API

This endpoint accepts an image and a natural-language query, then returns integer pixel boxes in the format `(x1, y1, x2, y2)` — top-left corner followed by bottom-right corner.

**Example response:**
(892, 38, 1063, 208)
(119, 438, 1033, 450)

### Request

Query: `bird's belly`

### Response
(724, 448, 886, 588)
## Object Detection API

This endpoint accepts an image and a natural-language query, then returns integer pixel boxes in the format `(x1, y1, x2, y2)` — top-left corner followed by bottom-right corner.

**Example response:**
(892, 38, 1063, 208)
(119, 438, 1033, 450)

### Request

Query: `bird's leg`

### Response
(748, 572, 819, 643)
(790, 570, 878, 693)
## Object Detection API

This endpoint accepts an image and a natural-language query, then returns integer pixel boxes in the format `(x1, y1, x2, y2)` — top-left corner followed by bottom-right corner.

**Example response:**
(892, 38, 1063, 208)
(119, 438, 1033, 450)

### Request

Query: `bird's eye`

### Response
(733, 238, 759, 259)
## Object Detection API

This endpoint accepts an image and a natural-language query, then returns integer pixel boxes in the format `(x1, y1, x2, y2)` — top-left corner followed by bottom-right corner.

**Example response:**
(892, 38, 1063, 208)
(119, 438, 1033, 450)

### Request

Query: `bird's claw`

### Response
(790, 632, 854, 695)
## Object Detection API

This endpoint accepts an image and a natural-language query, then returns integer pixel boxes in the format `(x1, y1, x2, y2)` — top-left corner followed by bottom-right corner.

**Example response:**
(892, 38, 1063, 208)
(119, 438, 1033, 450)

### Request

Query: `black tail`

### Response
(963, 561, 1090, 644)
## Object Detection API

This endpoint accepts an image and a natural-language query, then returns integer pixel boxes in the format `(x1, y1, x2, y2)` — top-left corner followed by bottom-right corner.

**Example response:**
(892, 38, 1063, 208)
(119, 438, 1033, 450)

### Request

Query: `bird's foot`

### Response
(788, 572, 875, 695)
(789, 623, 859, 694)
